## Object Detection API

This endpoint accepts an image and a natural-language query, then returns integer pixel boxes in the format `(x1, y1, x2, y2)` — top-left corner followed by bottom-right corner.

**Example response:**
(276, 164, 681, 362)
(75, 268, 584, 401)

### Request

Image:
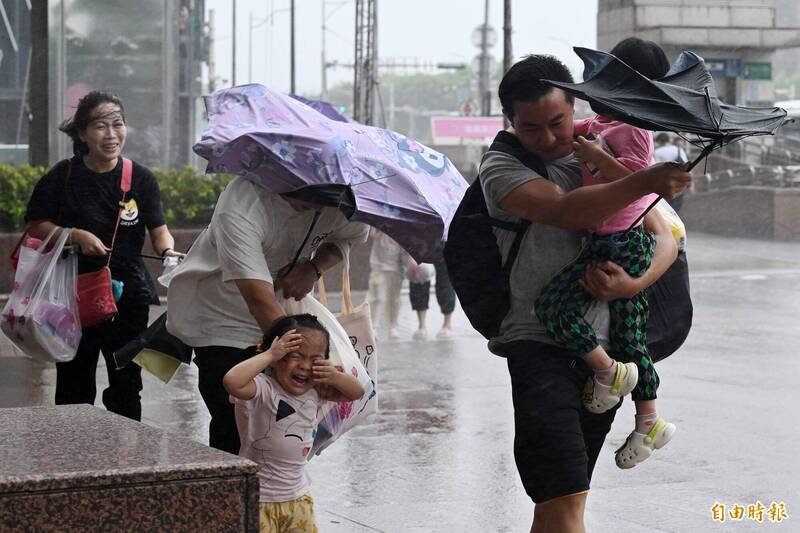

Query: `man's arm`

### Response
(234, 279, 286, 333)
(276, 242, 343, 301)
(499, 162, 691, 230)
(309, 242, 344, 271)
(580, 207, 678, 301)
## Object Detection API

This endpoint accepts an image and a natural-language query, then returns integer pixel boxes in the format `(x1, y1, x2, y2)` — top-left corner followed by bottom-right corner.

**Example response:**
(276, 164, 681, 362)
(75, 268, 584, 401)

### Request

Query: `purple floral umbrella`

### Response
(289, 94, 350, 123)
(193, 84, 468, 263)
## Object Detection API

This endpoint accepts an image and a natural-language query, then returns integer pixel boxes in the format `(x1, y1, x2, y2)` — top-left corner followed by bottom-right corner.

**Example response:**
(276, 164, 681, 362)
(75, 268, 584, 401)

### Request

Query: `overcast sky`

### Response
(205, 0, 597, 97)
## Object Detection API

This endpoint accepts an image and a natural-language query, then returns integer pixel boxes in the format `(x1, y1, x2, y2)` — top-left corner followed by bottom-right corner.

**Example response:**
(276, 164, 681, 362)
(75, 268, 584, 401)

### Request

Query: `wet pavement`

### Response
(2, 232, 799, 532)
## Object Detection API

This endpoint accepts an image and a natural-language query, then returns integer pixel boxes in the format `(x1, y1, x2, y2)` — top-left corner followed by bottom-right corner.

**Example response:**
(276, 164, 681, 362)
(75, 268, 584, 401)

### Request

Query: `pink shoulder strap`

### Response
(106, 158, 133, 265)
(121, 158, 132, 192)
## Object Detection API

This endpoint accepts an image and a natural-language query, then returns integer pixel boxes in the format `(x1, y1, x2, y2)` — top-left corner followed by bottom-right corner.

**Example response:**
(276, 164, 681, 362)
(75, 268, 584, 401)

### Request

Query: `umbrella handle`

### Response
(685, 143, 717, 172)
(627, 142, 717, 230)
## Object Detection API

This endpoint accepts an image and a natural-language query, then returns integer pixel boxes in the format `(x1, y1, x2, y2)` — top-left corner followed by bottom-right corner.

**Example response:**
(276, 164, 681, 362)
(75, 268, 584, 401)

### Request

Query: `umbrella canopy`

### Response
(193, 84, 468, 263)
(545, 47, 788, 147)
(545, 47, 789, 227)
(289, 95, 350, 123)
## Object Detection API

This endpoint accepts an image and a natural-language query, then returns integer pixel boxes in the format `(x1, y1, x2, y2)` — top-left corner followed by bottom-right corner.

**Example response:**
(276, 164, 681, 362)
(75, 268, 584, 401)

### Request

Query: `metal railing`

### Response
(691, 135, 800, 192)
(697, 164, 800, 192)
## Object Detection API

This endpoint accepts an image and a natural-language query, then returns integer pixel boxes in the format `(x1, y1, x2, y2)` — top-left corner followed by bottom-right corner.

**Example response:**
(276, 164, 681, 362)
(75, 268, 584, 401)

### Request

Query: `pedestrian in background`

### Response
(654, 132, 688, 165)
(367, 229, 409, 339)
(654, 133, 689, 212)
(408, 259, 456, 340)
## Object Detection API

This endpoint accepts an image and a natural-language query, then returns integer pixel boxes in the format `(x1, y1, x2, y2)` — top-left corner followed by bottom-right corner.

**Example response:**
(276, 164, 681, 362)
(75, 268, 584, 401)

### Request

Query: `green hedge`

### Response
(157, 167, 233, 229)
(0, 163, 233, 231)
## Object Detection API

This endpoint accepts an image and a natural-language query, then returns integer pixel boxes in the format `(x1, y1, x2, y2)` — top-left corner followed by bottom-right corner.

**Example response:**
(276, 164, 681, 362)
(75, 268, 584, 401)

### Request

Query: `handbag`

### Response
(77, 265, 118, 328)
(318, 249, 378, 416)
(73, 158, 133, 328)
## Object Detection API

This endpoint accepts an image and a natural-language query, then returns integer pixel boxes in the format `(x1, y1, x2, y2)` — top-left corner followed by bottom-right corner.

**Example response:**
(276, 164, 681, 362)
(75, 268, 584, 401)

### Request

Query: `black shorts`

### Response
(408, 260, 456, 314)
(502, 340, 619, 503)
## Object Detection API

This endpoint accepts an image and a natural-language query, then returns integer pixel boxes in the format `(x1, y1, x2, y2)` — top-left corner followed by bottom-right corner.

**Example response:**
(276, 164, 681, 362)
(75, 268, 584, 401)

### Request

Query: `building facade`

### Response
(0, 0, 207, 168)
(0, 1, 31, 164)
(597, 0, 800, 106)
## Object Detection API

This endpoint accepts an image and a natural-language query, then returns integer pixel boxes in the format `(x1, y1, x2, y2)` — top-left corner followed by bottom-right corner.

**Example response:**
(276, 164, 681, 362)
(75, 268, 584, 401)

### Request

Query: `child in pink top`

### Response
(534, 37, 679, 470)
(574, 115, 660, 234)
(224, 314, 364, 532)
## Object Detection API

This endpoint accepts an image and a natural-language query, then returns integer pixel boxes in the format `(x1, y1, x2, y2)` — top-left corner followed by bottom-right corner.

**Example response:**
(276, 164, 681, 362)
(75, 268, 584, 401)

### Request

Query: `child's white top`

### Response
(231, 373, 323, 502)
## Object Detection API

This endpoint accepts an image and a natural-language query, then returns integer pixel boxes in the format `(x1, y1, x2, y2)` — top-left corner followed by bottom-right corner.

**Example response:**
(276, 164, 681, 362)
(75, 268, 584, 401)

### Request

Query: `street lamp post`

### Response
(290, 0, 295, 94)
(232, 0, 237, 86)
(321, 0, 351, 100)
(503, 0, 512, 127)
(249, 6, 292, 87)
(480, 0, 490, 116)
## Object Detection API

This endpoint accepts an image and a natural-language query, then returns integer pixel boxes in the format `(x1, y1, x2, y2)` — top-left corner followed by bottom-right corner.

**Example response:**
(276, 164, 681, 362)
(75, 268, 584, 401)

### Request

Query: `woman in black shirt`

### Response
(25, 91, 182, 421)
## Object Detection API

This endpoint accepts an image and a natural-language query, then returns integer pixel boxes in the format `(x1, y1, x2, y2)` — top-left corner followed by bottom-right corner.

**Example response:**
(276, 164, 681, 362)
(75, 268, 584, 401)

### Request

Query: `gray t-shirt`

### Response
(479, 150, 610, 354)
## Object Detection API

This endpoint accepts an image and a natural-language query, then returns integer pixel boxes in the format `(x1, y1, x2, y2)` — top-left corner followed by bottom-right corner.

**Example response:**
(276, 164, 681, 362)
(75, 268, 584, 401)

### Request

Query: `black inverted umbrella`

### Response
(113, 312, 193, 383)
(547, 47, 788, 148)
(545, 47, 789, 224)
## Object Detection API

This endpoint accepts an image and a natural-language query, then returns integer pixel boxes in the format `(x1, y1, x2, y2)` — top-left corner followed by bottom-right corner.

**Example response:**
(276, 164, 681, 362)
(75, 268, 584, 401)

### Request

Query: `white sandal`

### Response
(582, 362, 638, 414)
(615, 417, 677, 469)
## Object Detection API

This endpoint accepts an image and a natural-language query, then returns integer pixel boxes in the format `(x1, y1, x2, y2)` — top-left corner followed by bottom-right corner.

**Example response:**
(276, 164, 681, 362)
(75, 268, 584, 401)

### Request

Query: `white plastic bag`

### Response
(158, 255, 182, 287)
(654, 198, 687, 251)
(1, 229, 81, 363)
(406, 261, 435, 284)
(283, 293, 376, 458)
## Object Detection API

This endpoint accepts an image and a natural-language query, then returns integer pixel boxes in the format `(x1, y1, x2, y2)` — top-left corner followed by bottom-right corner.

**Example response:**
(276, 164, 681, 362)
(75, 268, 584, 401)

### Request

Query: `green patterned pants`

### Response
(534, 225, 659, 401)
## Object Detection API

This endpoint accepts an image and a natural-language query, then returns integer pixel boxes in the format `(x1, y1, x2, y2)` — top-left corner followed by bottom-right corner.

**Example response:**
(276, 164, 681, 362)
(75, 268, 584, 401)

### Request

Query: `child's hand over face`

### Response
(269, 329, 304, 361)
(312, 359, 340, 386)
(572, 134, 606, 165)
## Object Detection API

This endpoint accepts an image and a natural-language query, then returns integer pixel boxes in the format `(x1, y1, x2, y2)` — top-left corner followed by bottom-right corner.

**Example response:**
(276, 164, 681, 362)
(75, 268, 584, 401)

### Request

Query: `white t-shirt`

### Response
(369, 231, 409, 273)
(654, 144, 688, 164)
(167, 177, 369, 348)
(231, 374, 323, 502)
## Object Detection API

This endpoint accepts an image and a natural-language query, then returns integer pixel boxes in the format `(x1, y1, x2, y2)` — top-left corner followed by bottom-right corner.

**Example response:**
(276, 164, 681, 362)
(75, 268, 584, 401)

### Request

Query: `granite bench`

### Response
(0, 404, 259, 532)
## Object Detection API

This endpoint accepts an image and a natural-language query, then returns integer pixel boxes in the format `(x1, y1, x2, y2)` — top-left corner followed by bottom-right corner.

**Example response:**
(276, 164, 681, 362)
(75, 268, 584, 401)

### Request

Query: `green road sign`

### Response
(743, 62, 772, 80)
(436, 62, 467, 70)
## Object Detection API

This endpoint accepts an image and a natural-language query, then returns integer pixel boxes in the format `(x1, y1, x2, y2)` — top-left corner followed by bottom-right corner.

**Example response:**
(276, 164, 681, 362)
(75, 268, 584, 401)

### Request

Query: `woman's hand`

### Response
(71, 229, 109, 256)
